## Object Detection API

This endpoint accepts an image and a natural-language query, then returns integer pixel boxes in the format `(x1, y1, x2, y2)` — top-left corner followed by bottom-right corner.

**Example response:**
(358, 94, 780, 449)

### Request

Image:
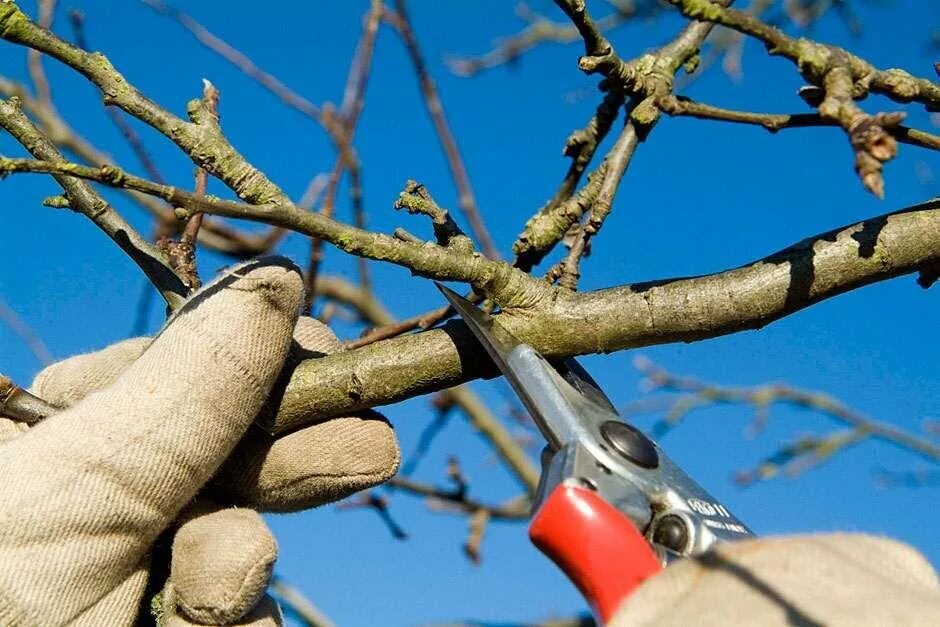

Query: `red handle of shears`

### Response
(529, 484, 662, 624)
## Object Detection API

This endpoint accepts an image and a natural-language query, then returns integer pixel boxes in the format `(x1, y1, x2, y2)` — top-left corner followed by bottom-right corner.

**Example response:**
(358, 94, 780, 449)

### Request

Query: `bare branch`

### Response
(394, 180, 475, 253)
(558, 120, 640, 289)
(178, 80, 220, 270)
(0, 3, 291, 206)
(446, 1, 646, 78)
(667, 0, 940, 196)
(26, 0, 56, 106)
(386, 1, 500, 260)
(388, 477, 528, 520)
(269, 577, 336, 627)
(266, 200, 940, 427)
(657, 95, 940, 151)
(304, 0, 383, 313)
(513, 90, 624, 271)
(140, 0, 325, 124)
(0, 99, 187, 308)
(668, 0, 940, 110)
(0, 297, 53, 365)
(635, 358, 940, 466)
(2, 160, 937, 425)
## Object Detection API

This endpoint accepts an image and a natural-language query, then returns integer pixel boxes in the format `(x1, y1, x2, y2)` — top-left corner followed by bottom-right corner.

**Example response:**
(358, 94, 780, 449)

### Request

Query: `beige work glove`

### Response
(611, 533, 940, 626)
(0, 257, 400, 626)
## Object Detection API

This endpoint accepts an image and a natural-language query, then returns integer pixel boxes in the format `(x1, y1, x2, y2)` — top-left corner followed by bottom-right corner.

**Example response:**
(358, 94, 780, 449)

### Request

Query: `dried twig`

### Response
(336, 491, 408, 540)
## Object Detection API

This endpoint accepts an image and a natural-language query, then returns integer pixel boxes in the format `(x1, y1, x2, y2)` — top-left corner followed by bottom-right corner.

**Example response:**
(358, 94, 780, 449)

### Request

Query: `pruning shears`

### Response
(437, 285, 753, 624)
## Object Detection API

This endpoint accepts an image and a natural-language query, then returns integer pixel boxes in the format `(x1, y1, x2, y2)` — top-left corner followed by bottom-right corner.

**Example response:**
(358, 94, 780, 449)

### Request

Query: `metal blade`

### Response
(436, 283, 617, 413)
(435, 283, 524, 375)
(436, 283, 616, 450)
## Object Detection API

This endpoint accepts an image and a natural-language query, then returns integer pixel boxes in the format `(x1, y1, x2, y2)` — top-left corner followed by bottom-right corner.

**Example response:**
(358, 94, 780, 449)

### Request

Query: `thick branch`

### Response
(271, 200, 940, 423)
(3, 158, 936, 427)
(314, 276, 540, 492)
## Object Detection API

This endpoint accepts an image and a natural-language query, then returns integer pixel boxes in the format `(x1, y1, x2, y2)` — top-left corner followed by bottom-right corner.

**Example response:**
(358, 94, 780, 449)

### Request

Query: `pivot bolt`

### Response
(651, 514, 690, 554)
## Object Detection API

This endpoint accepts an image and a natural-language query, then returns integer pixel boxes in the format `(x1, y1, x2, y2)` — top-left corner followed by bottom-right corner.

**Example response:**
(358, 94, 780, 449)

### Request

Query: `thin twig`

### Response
(636, 357, 940, 464)
(335, 491, 409, 539)
(140, 0, 326, 124)
(69, 10, 168, 186)
(180, 80, 219, 249)
(303, 0, 383, 314)
(446, 1, 649, 77)
(668, 0, 940, 196)
(558, 120, 640, 290)
(513, 90, 624, 271)
(658, 96, 940, 150)
(0, 297, 54, 365)
(0, 99, 188, 308)
(386, 1, 500, 260)
(26, 0, 56, 106)
(269, 577, 336, 627)
(388, 476, 529, 520)
(463, 508, 491, 564)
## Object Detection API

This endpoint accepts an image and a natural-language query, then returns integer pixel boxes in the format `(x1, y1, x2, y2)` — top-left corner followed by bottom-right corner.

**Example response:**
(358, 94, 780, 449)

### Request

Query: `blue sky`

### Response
(0, 1, 937, 625)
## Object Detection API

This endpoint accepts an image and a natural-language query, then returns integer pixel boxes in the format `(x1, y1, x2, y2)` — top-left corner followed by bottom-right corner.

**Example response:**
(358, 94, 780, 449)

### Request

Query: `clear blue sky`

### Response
(0, 1, 937, 625)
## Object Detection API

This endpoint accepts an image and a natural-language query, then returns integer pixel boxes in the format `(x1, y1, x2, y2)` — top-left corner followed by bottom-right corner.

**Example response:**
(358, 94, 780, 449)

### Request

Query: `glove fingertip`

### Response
(215, 411, 401, 512)
(171, 506, 277, 625)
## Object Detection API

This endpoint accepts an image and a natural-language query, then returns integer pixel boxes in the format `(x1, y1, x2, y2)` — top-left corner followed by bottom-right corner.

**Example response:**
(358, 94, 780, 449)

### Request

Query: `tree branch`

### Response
(0, 99, 188, 308)
(446, 1, 646, 78)
(2, 163, 936, 433)
(668, 0, 940, 110)
(657, 96, 940, 151)
(386, 1, 499, 260)
(269, 199, 940, 427)
(0, 2, 291, 206)
(314, 275, 540, 492)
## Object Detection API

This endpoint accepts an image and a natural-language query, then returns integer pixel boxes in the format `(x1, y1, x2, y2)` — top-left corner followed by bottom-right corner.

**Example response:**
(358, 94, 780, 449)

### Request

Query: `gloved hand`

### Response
(0, 258, 400, 626)
(610, 533, 940, 626)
